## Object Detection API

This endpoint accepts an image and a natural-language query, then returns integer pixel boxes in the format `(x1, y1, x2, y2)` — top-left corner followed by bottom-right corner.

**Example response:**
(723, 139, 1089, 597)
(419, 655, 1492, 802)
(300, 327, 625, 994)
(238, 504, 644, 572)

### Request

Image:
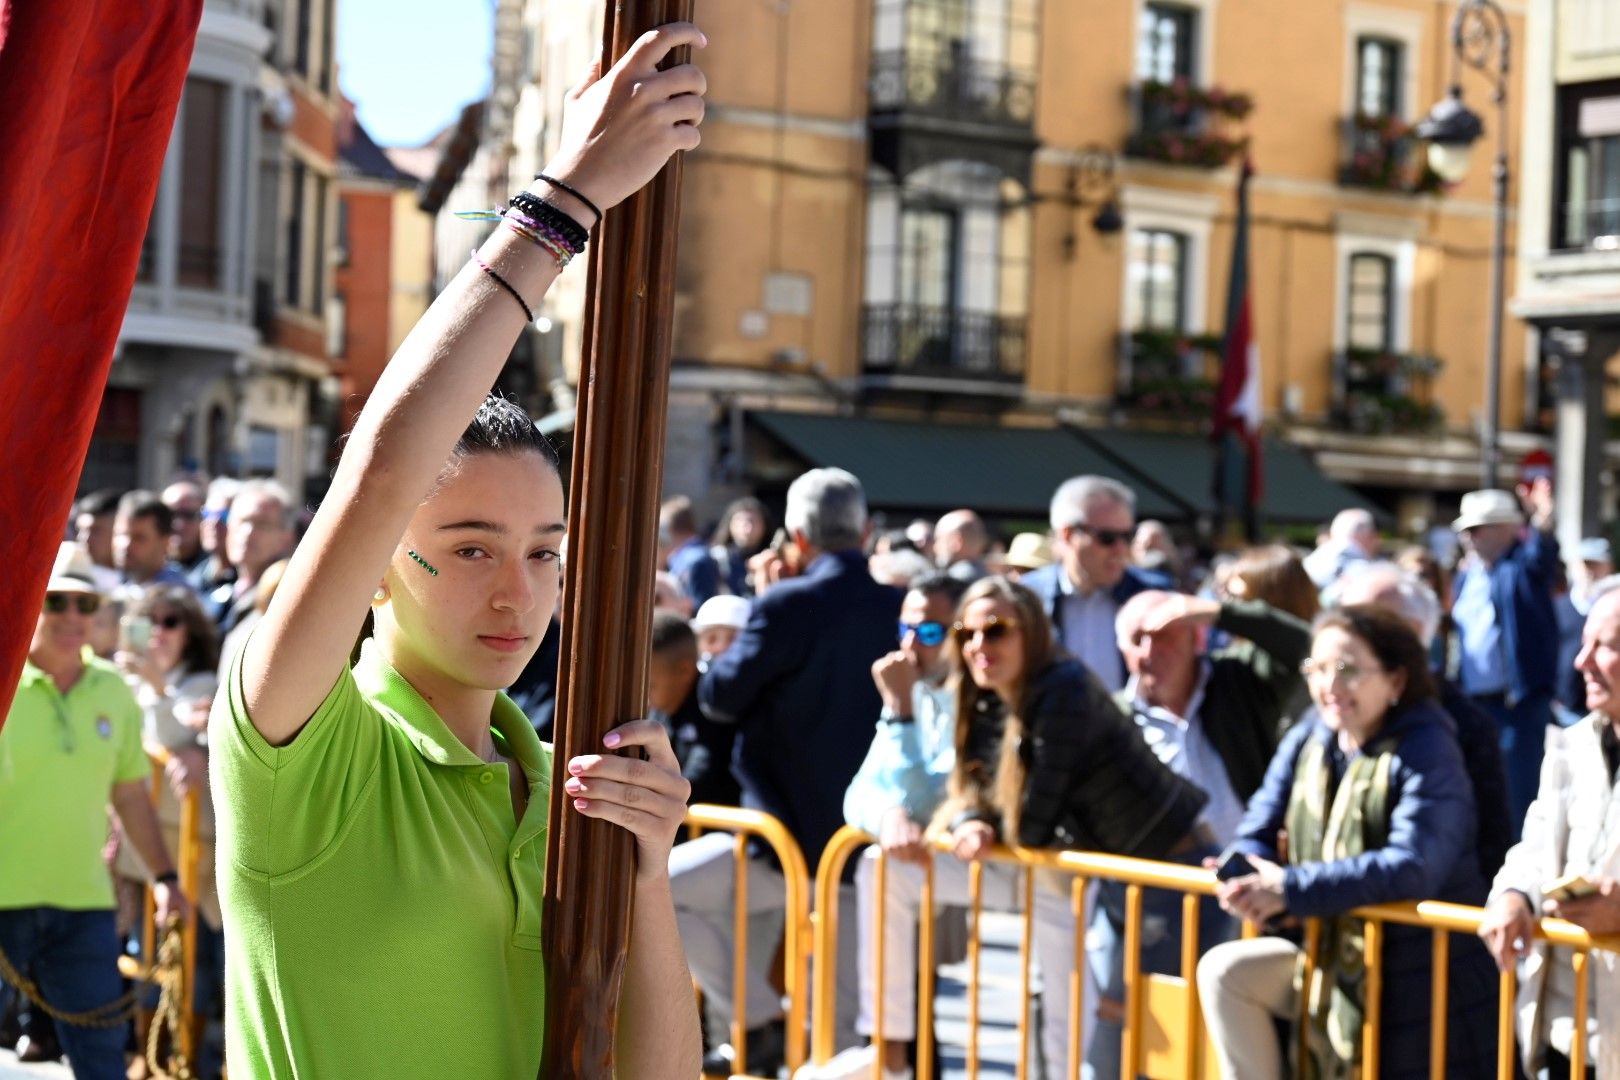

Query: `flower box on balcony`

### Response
(1126, 79, 1252, 169)
(1332, 347, 1446, 434)
(1339, 113, 1447, 195)
(1118, 329, 1225, 415)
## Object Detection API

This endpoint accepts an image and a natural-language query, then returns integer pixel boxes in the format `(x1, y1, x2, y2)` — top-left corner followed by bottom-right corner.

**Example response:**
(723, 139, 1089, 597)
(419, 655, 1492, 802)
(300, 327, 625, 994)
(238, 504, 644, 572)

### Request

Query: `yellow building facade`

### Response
(516, 0, 1543, 532)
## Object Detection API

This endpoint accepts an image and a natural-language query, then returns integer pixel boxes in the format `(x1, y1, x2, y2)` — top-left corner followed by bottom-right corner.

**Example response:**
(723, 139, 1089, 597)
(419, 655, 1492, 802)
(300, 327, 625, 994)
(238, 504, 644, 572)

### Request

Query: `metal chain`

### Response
(0, 918, 193, 1080)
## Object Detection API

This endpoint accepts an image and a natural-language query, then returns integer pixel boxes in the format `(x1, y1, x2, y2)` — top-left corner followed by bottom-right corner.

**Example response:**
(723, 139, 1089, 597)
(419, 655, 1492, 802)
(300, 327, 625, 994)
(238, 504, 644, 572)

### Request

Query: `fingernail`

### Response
(604, 732, 621, 747)
(564, 778, 583, 794)
(573, 798, 589, 811)
(569, 760, 584, 775)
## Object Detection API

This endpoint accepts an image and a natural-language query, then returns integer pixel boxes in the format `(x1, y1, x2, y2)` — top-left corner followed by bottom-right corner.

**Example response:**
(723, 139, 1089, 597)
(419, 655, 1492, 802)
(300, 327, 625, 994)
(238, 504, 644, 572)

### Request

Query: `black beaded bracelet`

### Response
(534, 172, 603, 226)
(508, 192, 589, 253)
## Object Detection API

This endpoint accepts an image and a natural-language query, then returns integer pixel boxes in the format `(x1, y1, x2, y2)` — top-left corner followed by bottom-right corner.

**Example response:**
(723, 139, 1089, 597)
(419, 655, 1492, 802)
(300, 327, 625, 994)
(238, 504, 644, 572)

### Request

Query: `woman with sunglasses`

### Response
(828, 576, 1208, 1080)
(1197, 606, 1496, 1079)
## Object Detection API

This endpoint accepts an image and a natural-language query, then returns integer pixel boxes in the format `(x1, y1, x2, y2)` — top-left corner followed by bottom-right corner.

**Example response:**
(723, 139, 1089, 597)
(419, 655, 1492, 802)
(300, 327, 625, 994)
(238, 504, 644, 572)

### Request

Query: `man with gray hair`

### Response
(1019, 475, 1173, 691)
(1302, 507, 1379, 589)
(212, 479, 296, 642)
(1331, 561, 1514, 880)
(677, 468, 903, 1075)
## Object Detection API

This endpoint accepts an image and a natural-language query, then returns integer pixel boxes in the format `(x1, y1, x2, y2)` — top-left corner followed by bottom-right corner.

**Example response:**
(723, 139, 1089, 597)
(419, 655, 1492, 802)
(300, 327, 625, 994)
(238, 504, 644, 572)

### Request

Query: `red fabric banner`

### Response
(0, 0, 204, 720)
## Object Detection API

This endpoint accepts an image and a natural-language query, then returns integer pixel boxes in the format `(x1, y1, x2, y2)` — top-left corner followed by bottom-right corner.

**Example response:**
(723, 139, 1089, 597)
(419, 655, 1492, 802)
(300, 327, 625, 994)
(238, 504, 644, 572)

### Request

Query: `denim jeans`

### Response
(0, 907, 128, 1080)
(1083, 846, 1234, 1080)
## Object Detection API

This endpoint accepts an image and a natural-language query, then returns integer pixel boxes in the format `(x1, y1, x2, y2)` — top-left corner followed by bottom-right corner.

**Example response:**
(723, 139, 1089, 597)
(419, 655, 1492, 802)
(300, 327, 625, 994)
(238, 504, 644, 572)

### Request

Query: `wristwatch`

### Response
(879, 708, 915, 725)
(154, 870, 179, 888)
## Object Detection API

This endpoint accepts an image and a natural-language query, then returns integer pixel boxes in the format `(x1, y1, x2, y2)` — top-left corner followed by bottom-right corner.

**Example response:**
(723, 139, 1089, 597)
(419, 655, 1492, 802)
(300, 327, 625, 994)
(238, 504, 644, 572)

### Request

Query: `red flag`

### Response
(1213, 158, 1263, 532)
(0, 0, 204, 720)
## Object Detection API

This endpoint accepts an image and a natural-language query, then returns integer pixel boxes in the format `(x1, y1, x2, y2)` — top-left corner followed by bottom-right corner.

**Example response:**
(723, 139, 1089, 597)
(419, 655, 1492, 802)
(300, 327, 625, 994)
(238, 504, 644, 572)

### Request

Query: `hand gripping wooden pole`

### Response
(538, 2, 694, 1076)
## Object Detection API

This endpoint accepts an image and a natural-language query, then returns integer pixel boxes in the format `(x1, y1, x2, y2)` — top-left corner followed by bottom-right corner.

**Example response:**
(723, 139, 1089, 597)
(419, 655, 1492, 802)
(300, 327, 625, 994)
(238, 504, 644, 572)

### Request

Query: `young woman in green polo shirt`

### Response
(211, 24, 707, 1079)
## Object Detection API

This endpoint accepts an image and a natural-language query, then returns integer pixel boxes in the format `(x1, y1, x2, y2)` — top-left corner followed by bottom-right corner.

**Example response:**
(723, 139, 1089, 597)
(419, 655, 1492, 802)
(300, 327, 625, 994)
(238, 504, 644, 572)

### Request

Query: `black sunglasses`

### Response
(44, 593, 101, 616)
(1074, 523, 1132, 547)
(898, 619, 947, 647)
(952, 617, 1020, 649)
(151, 614, 186, 631)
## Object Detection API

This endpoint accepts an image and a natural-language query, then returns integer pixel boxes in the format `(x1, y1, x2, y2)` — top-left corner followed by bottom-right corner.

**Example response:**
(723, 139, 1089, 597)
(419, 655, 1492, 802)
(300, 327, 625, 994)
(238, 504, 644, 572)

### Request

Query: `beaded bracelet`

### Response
(454, 202, 581, 272)
(508, 191, 590, 251)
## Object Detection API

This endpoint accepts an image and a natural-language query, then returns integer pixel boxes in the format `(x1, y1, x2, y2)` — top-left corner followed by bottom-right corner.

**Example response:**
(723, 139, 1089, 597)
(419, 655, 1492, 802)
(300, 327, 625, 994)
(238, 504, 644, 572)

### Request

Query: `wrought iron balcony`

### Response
(1330, 348, 1446, 434)
(1114, 330, 1222, 416)
(1124, 80, 1251, 169)
(1337, 114, 1444, 195)
(862, 304, 1026, 382)
(868, 47, 1035, 130)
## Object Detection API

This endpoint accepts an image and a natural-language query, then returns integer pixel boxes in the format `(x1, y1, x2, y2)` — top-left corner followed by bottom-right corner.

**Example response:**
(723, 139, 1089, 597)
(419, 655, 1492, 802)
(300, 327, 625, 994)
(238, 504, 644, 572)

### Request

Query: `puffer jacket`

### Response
(938, 658, 1208, 859)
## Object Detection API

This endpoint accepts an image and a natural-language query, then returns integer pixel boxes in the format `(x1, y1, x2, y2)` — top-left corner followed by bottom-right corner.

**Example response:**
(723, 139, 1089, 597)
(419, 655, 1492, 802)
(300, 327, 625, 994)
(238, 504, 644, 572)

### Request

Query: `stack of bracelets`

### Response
(455, 174, 600, 322)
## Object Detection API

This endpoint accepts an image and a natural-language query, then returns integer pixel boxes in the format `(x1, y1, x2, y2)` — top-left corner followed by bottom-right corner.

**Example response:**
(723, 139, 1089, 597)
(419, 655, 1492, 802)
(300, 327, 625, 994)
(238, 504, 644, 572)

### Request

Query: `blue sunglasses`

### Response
(898, 619, 947, 647)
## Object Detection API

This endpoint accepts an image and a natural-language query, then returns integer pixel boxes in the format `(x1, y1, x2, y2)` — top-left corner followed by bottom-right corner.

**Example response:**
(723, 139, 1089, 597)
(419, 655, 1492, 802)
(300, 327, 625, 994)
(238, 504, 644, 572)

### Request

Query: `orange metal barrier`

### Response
(118, 745, 203, 1064)
(808, 826, 1620, 1080)
(686, 804, 813, 1078)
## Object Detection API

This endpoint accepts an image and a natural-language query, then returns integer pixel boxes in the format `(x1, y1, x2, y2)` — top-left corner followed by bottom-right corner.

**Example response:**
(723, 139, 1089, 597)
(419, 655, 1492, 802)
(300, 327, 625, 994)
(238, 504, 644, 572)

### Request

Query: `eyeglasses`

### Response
(899, 619, 947, 647)
(150, 614, 186, 631)
(953, 616, 1020, 649)
(1299, 658, 1381, 685)
(1072, 523, 1132, 548)
(44, 593, 101, 616)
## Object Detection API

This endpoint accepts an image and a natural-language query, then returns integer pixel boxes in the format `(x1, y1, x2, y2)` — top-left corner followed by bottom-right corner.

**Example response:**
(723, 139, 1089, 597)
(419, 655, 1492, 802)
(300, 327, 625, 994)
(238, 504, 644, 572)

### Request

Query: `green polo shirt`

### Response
(0, 654, 148, 910)
(212, 637, 554, 1079)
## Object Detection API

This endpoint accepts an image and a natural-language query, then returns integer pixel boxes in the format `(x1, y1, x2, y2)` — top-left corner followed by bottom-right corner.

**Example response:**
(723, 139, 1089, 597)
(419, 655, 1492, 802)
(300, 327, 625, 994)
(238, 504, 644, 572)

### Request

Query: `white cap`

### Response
(692, 594, 751, 631)
(46, 541, 102, 595)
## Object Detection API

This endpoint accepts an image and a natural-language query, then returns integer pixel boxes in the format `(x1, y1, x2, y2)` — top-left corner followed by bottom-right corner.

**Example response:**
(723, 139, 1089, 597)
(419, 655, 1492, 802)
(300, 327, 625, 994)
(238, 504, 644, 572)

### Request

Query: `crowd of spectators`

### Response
(7, 455, 1619, 1080)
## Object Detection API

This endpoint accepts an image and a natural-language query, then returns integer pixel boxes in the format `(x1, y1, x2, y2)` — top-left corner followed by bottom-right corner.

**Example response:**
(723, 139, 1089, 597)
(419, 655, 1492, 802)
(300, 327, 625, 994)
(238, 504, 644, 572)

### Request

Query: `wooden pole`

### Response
(539, 2, 694, 1076)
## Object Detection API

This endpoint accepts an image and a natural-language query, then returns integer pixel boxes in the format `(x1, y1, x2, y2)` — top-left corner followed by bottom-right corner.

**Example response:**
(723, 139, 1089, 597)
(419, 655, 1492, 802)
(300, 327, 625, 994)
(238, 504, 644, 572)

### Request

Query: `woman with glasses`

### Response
(114, 585, 226, 1077)
(1197, 606, 1497, 1079)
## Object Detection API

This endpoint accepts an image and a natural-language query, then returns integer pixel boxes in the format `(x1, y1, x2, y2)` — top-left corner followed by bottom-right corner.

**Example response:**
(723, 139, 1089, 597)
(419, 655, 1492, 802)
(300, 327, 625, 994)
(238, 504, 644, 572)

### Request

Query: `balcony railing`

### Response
(1114, 329, 1222, 416)
(868, 47, 1036, 129)
(1330, 348, 1445, 435)
(862, 304, 1026, 381)
(1337, 114, 1445, 195)
(1559, 196, 1620, 252)
(1124, 80, 1250, 169)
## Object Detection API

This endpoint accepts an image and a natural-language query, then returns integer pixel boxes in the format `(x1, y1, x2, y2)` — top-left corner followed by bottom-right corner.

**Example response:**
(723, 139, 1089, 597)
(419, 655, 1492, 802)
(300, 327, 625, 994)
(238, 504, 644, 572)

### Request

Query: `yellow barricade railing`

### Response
(809, 825, 1620, 1080)
(116, 744, 204, 1067)
(686, 803, 813, 1078)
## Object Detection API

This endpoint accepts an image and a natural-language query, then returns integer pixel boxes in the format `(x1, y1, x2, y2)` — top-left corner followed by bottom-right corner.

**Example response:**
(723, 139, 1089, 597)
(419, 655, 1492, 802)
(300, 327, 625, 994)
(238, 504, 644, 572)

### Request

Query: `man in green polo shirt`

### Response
(0, 542, 186, 1080)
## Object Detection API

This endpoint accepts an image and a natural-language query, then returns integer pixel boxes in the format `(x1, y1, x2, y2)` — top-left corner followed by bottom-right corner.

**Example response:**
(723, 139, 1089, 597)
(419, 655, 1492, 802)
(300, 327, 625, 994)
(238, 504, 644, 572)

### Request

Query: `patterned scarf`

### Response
(1283, 730, 1398, 1080)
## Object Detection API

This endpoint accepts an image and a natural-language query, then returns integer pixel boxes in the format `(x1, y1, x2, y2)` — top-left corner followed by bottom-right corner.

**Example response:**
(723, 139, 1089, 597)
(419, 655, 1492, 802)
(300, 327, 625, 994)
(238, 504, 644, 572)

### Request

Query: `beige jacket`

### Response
(1490, 715, 1620, 1077)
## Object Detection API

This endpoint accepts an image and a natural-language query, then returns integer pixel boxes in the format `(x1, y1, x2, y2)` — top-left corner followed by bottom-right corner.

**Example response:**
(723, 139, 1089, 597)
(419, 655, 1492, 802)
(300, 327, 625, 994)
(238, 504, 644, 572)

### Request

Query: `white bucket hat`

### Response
(46, 541, 103, 595)
(692, 594, 751, 631)
(1452, 489, 1524, 533)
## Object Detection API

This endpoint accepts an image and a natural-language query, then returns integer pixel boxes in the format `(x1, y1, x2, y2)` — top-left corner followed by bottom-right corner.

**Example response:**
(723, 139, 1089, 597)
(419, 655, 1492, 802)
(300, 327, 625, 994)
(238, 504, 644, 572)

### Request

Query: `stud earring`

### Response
(374, 588, 387, 603)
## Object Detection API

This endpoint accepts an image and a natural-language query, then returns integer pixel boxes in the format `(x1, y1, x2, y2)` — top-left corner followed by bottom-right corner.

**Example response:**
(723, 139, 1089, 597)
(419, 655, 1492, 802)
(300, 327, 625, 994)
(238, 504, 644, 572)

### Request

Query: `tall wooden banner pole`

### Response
(539, 1, 694, 1075)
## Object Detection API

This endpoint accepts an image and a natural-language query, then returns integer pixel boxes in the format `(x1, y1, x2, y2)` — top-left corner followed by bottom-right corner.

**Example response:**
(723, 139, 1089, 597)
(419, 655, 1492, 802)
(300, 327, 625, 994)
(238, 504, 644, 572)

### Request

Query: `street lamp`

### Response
(1415, 0, 1510, 490)
(1060, 143, 1124, 258)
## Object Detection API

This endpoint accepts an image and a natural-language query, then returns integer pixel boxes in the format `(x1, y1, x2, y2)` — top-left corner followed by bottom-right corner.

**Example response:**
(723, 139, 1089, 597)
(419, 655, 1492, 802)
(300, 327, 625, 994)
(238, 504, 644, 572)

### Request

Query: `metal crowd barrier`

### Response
(116, 745, 203, 1065)
(808, 825, 1620, 1080)
(686, 804, 814, 1078)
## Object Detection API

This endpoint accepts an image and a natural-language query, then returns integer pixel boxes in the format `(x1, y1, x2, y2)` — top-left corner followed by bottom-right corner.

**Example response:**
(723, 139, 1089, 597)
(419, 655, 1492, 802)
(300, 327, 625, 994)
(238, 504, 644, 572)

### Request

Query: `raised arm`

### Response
(240, 26, 708, 745)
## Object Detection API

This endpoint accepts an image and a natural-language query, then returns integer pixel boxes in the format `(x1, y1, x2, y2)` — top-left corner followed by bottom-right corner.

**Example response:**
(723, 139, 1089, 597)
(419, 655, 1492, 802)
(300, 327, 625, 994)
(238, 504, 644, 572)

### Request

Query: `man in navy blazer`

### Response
(1019, 475, 1175, 692)
(673, 467, 903, 1075)
(1449, 480, 1562, 834)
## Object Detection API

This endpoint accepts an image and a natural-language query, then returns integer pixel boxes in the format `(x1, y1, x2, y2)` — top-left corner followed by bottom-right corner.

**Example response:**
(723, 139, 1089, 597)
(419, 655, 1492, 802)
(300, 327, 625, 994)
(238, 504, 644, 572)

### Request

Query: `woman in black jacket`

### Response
(930, 576, 1212, 1077)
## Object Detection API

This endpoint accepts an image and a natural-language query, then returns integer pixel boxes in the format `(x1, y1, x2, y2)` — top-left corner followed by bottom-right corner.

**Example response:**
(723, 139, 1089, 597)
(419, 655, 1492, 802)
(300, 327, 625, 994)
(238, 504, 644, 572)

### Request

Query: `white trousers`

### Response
(1195, 935, 1300, 1080)
(854, 847, 1095, 1078)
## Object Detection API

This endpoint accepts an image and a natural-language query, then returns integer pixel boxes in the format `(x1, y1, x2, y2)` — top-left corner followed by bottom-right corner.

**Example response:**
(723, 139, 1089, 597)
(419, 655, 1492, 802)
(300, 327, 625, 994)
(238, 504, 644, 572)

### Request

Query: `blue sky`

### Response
(337, 0, 493, 147)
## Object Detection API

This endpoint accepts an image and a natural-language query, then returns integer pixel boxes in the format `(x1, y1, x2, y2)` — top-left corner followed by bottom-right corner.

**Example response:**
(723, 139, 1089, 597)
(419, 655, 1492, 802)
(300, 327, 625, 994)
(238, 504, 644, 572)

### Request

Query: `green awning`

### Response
(749, 411, 1188, 520)
(1065, 427, 1383, 526)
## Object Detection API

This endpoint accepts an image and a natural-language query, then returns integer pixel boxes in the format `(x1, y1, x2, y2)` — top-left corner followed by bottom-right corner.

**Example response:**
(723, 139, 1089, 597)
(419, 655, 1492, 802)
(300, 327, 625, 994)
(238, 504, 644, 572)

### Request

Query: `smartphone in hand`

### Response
(1215, 850, 1257, 882)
